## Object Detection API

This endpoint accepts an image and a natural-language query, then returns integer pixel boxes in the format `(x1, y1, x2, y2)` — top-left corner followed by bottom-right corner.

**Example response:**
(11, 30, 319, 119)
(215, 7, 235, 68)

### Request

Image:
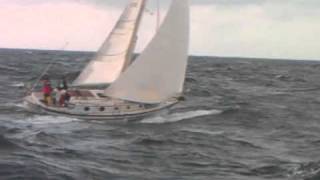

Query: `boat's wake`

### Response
(140, 109, 222, 124)
(23, 115, 82, 125)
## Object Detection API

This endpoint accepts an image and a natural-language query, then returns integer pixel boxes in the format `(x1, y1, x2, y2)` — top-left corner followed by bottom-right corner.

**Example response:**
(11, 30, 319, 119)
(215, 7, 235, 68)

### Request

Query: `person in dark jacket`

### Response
(59, 77, 68, 90)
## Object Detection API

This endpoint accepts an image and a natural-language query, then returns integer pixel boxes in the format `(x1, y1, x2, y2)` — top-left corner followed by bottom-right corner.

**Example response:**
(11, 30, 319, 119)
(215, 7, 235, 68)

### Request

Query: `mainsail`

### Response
(73, 0, 146, 86)
(105, 0, 189, 104)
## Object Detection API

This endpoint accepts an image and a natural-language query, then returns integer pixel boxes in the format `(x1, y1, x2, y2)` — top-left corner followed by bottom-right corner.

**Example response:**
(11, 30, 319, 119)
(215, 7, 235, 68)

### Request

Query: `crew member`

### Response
(42, 80, 52, 105)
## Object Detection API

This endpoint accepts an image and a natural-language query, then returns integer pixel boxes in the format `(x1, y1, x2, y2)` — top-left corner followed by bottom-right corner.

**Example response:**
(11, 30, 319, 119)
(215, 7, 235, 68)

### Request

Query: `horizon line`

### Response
(0, 47, 319, 62)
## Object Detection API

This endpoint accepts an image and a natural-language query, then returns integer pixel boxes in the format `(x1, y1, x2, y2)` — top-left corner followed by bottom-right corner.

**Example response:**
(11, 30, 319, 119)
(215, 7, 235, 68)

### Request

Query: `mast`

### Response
(121, 0, 147, 72)
(156, 0, 160, 30)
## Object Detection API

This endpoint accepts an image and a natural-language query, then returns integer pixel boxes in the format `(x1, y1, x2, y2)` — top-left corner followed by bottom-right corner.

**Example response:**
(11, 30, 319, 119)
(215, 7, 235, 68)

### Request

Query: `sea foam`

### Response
(140, 109, 222, 124)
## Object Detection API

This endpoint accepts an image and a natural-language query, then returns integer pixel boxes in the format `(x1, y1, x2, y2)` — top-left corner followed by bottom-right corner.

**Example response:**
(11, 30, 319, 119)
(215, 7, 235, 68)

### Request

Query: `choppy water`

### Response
(1, 48, 320, 180)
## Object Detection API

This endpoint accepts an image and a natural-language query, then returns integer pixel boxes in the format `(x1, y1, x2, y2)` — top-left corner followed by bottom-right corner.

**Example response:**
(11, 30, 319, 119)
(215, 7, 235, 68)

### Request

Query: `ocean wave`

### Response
(0, 155, 76, 179)
(134, 137, 190, 147)
(227, 138, 264, 150)
(1, 102, 25, 109)
(248, 165, 289, 178)
(0, 134, 18, 150)
(179, 161, 215, 168)
(140, 109, 222, 124)
(0, 64, 20, 72)
(135, 138, 166, 145)
(289, 161, 320, 180)
(0, 102, 27, 115)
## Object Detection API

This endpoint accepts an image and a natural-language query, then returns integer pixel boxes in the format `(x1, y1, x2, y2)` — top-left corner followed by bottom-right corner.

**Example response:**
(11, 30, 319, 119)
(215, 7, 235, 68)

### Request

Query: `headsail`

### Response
(73, 0, 146, 86)
(105, 0, 190, 104)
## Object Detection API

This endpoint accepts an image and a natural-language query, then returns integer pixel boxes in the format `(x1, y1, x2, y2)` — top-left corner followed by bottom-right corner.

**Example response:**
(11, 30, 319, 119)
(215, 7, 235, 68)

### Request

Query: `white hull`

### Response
(23, 90, 179, 120)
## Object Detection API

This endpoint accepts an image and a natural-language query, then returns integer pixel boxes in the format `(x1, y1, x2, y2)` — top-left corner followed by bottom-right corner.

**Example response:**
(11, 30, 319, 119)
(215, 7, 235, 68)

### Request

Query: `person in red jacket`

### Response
(42, 80, 52, 105)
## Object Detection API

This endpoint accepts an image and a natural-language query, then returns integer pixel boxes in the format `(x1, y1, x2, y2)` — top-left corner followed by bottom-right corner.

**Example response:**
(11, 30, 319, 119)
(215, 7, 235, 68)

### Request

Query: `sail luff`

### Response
(104, 0, 190, 104)
(73, 0, 146, 86)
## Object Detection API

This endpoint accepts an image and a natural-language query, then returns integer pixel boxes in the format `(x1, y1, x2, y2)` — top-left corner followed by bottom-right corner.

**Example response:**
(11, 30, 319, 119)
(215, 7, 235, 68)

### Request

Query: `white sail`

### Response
(73, 0, 146, 86)
(105, 0, 189, 104)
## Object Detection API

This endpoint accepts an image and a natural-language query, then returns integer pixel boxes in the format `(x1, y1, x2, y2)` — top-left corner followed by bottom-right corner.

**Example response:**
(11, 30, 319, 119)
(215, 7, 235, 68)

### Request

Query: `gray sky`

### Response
(0, 0, 319, 60)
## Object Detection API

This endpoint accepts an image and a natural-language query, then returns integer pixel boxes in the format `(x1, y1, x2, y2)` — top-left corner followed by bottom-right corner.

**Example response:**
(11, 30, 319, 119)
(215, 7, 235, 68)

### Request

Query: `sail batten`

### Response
(73, 0, 146, 86)
(105, 0, 190, 104)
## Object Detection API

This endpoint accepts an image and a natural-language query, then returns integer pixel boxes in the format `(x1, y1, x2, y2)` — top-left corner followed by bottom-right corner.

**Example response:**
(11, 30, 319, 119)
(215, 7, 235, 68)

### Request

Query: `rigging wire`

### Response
(28, 42, 69, 94)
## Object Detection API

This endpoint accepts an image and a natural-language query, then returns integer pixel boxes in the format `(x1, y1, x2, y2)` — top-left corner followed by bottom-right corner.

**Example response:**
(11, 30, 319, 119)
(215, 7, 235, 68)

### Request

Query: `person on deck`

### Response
(51, 88, 58, 105)
(59, 88, 67, 107)
(42, 80, 52, 105)
(60, 77, 68, 90)
(58, 77, 70, 107)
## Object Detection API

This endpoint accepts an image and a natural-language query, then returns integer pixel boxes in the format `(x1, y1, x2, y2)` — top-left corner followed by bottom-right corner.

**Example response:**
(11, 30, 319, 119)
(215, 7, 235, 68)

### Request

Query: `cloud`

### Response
(0, 2, 121, 50)
(0, 0, 319, 60)
(191, 3, 320, 60)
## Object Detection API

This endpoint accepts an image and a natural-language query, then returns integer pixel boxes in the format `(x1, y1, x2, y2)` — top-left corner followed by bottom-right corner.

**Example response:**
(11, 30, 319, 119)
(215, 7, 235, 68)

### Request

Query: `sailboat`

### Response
(24, 0, 190, 120)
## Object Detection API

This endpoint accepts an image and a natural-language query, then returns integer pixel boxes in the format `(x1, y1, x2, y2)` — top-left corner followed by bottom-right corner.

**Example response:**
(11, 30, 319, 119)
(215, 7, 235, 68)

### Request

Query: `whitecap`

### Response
(10, 82, 25, 88)
(180, 128, 224, 136)
(140, 109, 222, 124)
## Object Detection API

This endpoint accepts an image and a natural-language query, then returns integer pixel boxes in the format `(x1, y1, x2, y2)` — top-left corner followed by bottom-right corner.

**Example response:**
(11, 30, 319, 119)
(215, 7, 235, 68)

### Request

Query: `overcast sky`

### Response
(0, 0, 319, 60)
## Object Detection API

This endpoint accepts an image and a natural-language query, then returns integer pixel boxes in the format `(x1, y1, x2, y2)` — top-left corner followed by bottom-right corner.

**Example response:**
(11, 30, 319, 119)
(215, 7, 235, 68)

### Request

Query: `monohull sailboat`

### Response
(24, 0, 190, 120)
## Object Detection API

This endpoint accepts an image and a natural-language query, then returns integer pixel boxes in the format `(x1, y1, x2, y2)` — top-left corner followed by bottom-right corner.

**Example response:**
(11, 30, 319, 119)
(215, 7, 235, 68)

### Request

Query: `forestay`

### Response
(73, 0, 146, 86)
(105, 0, 189, 104)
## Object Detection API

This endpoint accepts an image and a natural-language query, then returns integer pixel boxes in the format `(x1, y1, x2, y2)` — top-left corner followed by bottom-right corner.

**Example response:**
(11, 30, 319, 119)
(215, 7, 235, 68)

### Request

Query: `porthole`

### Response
(84, 107, 90, 111)
(114, 107, 119, 110)
(127, 106, 130, 109)
(99, 107, 105, 112)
